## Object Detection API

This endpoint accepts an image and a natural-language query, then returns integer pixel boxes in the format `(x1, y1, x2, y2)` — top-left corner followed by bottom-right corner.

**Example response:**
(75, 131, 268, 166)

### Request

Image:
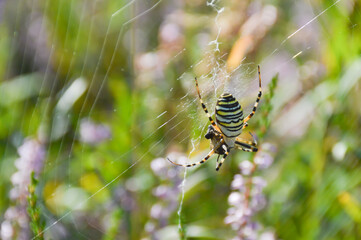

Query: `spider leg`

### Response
(242, 122, 249, 130)
(213, 131, 222, 138)
(248, 131, 258, 145)
(235, 133, 258, 147)
(216, 154, 221, 164)
(195, 77, 219, 129)
(235, 138, 257, 147)
(216, 145, 229, 171)
(167, 149, 215, 168)
(244, 65, 262, 123)
(235, 139, 258, 152)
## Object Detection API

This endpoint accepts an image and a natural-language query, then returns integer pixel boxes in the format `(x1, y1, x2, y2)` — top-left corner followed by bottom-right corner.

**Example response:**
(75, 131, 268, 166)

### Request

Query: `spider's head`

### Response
(205, 125, 216, 139)
(205, 125, 228, 155)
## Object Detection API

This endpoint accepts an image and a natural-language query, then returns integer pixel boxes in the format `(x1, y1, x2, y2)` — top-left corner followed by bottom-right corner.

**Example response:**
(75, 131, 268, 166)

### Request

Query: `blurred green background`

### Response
(0, 0, 360, 239)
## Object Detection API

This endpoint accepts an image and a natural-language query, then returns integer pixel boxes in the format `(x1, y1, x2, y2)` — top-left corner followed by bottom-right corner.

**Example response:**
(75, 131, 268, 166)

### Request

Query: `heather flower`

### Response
(153, 185, 178, 201)
(225, 155, 275, 239)
(254, 143, 277, 169)
(228, 192, 244, 206)
(150, 204, 166, 219)
(231, 174, 246, 191)
(259, 231, 276, 240)
(250, 192, 267, 212)
(17, 139, 46, 173)
(254, 152, 273, 169)
(150, 157, 169, 179)
(10, 139, 45, 201)
(260, 143, 277, 153)
(146, 154, 184, 237)
(0, 206, 29, 240)
(238, 221, 260, 240)
(114, 186, 135, 211)
(79, 119, 111, 145)
(239, 160, 254, 176)
(252, 177, 267, 193)
(0, 221, 13, 240)
(1, 139, 46, 240)
(225, 205, 251, 230)
(144, 221, 156, 233)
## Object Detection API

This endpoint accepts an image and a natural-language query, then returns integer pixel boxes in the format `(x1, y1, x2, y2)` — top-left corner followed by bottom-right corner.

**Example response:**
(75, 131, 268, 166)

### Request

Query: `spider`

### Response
(167, 66, 262, 171)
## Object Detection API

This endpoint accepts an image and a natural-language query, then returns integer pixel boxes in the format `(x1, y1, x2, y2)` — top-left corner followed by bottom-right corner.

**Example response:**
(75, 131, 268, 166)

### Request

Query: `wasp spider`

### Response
(168, 66, 262, 171)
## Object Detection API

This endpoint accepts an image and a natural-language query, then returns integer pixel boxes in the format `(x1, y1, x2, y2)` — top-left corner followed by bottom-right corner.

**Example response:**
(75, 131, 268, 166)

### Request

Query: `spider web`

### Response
(0, 0, 347, 239)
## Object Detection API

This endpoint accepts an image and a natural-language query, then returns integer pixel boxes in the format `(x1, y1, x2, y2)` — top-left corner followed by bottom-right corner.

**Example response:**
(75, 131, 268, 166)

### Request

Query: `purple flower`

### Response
(254, 143, 277, 169)
(261, 143, 277, 153)
(239, 222, 261, 240)
(226, 157, 275, 239)
(150, 158, 169, 178)
(231, 174, 246, 191)
(239, 160, 254, 176)
(0, 221, 14, 240)
(151, 154, 182, 180)
(228, 192, 244, 206)
(10, 139, 45, 200)
(114, 186, 135, 211)
(17, 139, 45, 174)
(259, 231, 276, 240)
(252, 177, 267, 193)
(153, 185, 179, 202)
(254, 152, 273, 169)
(144, 221, 156, 233)
(0, 138, 46, 240)
(150, 204, 166, 219)
(225, 205, 252, 230)
(79, 119, 111, 145)
(147, 153, 184, 235)
(250, 193, 267, 211)
(0, 206, 30, 240)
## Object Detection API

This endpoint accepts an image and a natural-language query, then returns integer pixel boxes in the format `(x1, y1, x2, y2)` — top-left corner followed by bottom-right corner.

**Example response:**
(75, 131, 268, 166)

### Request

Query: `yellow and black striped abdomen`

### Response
(215, 93, 244, 138)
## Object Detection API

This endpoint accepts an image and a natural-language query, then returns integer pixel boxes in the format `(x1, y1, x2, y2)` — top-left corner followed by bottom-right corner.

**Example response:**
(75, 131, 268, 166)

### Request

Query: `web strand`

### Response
(1, 0, 346, 238)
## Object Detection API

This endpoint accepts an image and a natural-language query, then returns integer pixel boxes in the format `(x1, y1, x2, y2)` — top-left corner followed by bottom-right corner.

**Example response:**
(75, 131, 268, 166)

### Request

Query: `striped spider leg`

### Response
(235, 137, 258, 152)
(243, 65, 262, 124)
(167, 77, 227, 168)
(236, 131, 258, 151)
(167, 138, 225, 168)
(167, 66, 263, 171)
